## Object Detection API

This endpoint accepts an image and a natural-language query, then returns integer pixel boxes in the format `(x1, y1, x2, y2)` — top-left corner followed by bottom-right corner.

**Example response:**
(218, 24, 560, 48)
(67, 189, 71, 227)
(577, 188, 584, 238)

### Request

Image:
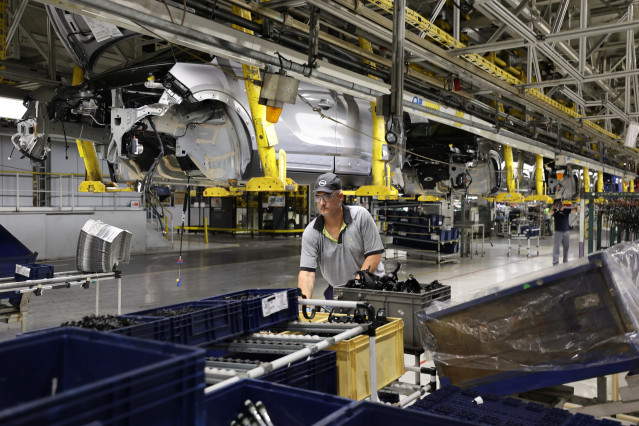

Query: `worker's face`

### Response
(315, 191, 342, 216)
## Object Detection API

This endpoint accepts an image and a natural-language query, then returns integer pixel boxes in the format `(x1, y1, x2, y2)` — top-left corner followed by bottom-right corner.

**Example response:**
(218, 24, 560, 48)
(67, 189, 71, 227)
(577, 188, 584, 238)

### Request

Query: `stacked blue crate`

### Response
(130, 300, 244, 346)
(0, 224, 36, 279)
(14, 263, 54, 281)
(111, 315, 173, 341)
(0, 327, 205, 425)
(409, 385, 620, 425)
(265, 351, 336, 394)
(200, 288, 298, 333)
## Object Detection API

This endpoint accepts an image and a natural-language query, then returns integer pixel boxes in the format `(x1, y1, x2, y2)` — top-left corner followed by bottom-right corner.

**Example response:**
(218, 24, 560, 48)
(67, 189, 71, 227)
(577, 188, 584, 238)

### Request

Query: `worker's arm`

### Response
(359, 253, 382, 276)
(298, 270, 316, 299)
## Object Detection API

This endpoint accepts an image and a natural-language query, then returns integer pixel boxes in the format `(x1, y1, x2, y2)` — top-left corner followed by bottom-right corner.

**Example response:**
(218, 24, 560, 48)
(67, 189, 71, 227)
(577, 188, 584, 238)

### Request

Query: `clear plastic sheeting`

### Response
(76, 219, 132, 273)
(417, 242, 639, 392)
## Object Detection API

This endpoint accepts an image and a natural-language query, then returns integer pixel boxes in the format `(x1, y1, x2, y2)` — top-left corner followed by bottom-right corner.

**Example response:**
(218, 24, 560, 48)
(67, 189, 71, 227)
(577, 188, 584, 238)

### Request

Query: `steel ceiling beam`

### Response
(6, 0, 29, 47)
(550, 0, 570, 49)
(323, 0, 624, 148)
(520, 67, 639, 88)
(429, 0, 446, 23)
(475, 0, 583, 82)
(451, 17, 639, 55)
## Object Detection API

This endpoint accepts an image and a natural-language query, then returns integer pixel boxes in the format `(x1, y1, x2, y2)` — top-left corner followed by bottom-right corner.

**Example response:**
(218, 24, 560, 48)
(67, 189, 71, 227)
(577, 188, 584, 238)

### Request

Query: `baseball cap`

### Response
(314, 173, 342, 193)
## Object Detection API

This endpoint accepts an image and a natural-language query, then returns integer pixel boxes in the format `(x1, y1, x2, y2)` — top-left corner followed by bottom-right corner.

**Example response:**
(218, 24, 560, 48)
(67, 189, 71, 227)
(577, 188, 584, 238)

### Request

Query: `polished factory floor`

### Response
(0, 230, 610, 400)
(0, 230, 578, 340)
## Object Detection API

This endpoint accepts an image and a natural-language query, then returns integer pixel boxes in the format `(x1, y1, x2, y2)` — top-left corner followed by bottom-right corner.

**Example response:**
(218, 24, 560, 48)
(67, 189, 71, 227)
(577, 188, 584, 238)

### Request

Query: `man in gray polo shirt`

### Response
(298, 173, 385, 300)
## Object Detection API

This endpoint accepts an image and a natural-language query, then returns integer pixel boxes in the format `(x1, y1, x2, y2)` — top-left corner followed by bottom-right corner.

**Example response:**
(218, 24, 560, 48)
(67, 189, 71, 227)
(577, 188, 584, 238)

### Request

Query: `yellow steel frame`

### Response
(358, 37, 388, 188)
(203, 186, 245, 197)
(73, 66, 132, 193)
(417, 195, 444, 202)
(232, 6, 298, 193)
(366, 0, 619, 141)
(525, 154, 553, 203)
(597, 171, 604, 192)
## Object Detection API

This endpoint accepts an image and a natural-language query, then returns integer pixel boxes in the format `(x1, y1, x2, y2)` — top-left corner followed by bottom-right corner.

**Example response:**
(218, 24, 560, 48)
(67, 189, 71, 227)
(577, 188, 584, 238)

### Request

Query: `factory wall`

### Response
(0, 135, 172, 260)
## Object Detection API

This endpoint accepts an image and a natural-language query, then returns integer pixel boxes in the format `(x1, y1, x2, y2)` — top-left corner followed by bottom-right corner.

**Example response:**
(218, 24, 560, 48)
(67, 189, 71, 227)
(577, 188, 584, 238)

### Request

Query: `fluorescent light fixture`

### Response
(0, 97, 26, 120)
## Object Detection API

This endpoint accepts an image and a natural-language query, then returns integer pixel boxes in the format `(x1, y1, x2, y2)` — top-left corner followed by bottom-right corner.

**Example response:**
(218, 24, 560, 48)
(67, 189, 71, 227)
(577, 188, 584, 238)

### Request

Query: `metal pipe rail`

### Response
(0, 271, 122, 316)
(204, 322, 370, 394)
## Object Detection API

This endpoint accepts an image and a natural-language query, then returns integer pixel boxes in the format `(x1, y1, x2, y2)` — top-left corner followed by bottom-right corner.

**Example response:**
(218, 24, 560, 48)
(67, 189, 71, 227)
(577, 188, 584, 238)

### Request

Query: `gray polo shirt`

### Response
(300, 205, 385, 286)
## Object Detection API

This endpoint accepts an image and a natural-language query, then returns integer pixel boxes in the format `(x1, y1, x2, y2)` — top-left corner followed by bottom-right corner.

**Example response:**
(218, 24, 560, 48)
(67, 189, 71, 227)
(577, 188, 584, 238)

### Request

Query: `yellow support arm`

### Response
(525, 154, 553, 203)
(583, 167, 590, 193)
(631, 179, 635, 193)
(231, 6, 286, 189)
(352, 37, 397, 199)
(73, 66, 104, 192)
(232, 6, 298, 192)
(73, 66, 132, 193)
(504, 145, 516, 194)
(535, 154, 543, 196)
(597, 171, 604, 192)
(358, 37, 387, 187)
(497, 145, 526, 203)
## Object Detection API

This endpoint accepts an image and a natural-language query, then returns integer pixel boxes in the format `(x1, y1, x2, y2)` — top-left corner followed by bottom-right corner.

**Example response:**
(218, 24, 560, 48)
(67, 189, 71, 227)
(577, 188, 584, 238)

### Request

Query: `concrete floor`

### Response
(3, 230, 616, 405)
(0, 231, 576, 340)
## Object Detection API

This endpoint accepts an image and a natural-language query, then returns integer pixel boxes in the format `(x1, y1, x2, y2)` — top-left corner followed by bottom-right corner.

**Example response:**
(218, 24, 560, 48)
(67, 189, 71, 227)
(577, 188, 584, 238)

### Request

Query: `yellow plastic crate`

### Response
(298, 312, 404, 400)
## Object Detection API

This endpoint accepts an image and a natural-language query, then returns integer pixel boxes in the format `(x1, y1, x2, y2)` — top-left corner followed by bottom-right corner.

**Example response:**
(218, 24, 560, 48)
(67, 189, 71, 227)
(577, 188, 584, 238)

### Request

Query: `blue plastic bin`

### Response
(14, 263, 54, 281)
(0, 224, 36, 279)
(110, 315, 173, 342)
(130, 300, 244, 346)
(206, 350, 337, 394)
(0, 327, 205, 425)
(441, 242, 459, 254)
(205, 379, 352, 426)
(314, 400, 474, 426)
(201, 289, 298, 333)
(261, 351, 337, 394)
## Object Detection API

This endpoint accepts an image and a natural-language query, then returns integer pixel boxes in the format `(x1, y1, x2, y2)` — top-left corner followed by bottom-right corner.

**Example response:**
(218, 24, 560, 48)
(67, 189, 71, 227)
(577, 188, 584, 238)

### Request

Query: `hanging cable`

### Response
(177, 176, 190, 287)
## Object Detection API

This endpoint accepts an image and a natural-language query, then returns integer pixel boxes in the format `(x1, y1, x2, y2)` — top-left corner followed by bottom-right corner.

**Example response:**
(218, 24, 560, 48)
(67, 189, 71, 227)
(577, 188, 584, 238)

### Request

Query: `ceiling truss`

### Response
(1, 0, 638, 177)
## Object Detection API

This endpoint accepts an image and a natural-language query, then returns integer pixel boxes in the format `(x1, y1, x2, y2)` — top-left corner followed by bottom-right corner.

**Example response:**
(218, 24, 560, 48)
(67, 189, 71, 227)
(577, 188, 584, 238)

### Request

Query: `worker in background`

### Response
(552, 199, 579, 265)
(298, 173, 385, 300)
(543, 205, 553, 236)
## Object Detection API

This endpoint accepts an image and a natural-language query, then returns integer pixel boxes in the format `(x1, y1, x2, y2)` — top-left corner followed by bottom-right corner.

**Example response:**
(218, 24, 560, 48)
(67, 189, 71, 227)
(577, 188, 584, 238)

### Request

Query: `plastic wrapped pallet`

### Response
(416, 241, 639, 395)
(76, 219, 132, 273)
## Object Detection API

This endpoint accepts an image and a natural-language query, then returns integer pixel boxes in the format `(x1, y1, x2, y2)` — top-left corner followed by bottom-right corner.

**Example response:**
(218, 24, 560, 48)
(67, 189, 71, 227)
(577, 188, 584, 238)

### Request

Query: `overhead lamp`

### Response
(258, 71, 300, 123)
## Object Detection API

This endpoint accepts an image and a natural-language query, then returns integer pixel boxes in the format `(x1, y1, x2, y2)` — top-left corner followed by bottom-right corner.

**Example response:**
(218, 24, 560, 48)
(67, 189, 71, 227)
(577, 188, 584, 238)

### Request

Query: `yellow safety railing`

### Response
(366, 0, 619, 141)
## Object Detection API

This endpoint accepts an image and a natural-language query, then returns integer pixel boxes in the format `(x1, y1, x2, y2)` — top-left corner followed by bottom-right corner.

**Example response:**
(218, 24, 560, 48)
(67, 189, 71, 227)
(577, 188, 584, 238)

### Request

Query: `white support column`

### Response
(578, 0, 587, 116)
(626, 5, 634, 114)
(453, 1, 460, 41)
(95, 280, 100, 315)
